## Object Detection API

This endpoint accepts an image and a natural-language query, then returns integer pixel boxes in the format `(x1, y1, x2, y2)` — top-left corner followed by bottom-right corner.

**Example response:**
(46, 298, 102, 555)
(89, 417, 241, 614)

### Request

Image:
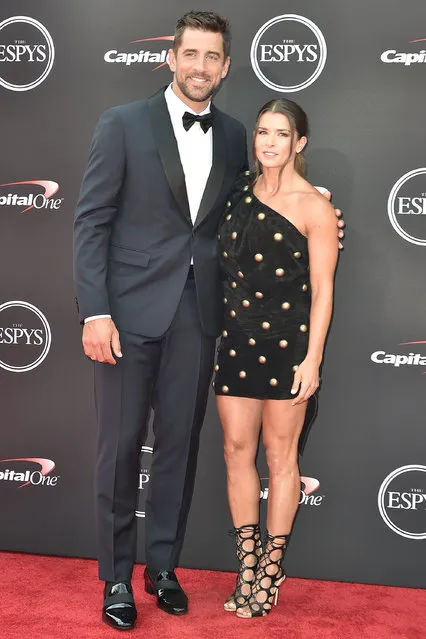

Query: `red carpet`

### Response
(1, 552, 424, 639)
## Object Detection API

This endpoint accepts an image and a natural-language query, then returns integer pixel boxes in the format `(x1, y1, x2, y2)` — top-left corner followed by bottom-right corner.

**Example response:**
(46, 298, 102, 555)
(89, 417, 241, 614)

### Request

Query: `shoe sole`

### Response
(102, 614, 136, 630)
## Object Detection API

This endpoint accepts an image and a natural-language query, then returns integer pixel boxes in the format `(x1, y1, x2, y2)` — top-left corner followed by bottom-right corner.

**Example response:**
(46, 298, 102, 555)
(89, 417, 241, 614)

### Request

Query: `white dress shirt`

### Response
(85, 84, 213, 324)
(164, 83, 213, 225)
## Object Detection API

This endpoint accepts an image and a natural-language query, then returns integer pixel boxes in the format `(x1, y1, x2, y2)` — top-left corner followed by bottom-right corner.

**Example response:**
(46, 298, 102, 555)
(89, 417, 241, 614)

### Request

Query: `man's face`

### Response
(168, 28, 230, 107)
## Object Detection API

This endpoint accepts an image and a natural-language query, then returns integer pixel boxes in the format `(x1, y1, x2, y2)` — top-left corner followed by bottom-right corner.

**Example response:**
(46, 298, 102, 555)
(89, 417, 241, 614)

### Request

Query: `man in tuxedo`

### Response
(74, 11, 247, 631)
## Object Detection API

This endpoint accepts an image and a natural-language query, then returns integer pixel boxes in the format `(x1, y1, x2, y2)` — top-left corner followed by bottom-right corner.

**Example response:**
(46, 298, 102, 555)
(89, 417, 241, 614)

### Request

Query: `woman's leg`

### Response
(217, 396, 263, 527)
(217, 395, 263, 610)
(236, 399, 307, 618)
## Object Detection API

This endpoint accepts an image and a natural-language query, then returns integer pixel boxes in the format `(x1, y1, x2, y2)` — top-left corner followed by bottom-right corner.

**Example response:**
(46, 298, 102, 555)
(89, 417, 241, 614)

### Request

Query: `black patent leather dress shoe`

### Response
(102, 581, 137, 631)
(144, 568, 188, 615)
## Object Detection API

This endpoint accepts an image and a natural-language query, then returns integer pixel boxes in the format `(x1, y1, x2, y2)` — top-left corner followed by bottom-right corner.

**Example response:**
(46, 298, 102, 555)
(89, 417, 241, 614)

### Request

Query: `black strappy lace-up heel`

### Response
(236, 532, 287, 618)
(224, 524, 262, 612)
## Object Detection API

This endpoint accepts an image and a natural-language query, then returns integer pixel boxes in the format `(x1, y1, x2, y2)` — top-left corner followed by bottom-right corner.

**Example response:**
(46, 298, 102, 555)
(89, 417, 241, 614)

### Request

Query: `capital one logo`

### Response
(136, 446, 153, 519)
(378, 465, 426, 540)
(388, 168, 426, 245)
(0, 301, 51, 372)
(104, 35, 173, 69)
(0, 180, 63, 213)
(381, 37, 426, 66)
(0, 16, 55, 91)
(0, 458, 59, 487)
(250, 14, 327, 92)
(261, 475, 323, 506)
(371, 341, 426, 373)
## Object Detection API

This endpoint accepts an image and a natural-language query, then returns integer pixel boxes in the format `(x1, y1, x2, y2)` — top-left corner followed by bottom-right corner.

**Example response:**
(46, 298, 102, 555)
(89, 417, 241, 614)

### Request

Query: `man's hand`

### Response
(82, 318, 122, 365)
(315, 187, 345, 250)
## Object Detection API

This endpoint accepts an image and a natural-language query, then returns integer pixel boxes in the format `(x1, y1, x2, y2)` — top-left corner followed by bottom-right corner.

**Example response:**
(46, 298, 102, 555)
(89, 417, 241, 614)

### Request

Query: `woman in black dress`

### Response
(214, 99, 338, 618)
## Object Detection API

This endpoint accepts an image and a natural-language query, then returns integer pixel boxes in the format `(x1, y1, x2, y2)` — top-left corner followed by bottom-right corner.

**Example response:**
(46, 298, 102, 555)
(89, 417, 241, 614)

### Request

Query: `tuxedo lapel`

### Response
(148, 88, 191, 224)
(194, 106, 226, 229)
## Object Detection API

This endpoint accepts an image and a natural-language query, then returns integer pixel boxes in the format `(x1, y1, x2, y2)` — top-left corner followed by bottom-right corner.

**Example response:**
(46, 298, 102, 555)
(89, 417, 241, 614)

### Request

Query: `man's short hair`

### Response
(173, 10, 231, 58)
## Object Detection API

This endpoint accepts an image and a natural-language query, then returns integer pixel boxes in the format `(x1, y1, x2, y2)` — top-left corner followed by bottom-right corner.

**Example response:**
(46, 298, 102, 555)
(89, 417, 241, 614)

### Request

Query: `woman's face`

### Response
(254, 111, 304, 170)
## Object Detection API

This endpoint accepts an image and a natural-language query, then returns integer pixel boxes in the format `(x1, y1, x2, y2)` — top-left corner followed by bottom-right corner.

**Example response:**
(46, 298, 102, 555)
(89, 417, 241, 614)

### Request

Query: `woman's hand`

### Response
(291, 357, 320, 405)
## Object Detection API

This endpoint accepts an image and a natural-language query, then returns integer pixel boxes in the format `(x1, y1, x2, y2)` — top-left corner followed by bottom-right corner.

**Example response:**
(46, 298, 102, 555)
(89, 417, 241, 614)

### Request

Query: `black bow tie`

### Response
(182, 111, 214, 133)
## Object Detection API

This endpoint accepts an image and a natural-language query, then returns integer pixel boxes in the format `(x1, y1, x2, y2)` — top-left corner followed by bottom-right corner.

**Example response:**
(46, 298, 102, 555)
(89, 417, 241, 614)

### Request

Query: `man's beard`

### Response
(175, 74, 216, 103)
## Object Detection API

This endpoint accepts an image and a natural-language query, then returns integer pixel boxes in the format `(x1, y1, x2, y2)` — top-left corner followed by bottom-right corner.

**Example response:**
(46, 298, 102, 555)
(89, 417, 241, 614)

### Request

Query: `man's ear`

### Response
(168, 48, 176, 73)
(221, 56, 231, 79)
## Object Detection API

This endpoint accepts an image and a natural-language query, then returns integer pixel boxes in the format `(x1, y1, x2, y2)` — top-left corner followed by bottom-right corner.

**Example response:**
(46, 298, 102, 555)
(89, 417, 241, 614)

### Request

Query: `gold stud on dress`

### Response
(248, 338, 256, 346)
(222, 330, 228, 337)
(258, 356, 266, 364)
(294, 251, 301, 259)
(229, 349, 236, 357)
(275, 268, 285, 277)
(254, 253, 263, 262)
(214, 364, 219, 372)
(255, 291, 264, 299)
(242, 300, 250, 308)
(239, 371, 247, 378)
(269, 378, 278, 386)
(274, 233, 283, 241)
(222, 385, 229, 393)
(231, 232, 237, 240)
(223, 251, 228, 258)
(223, 297, 227, 304)
(226, 214, 232, 221)
(281, 302, 291, 310)
(300, 324, 308, 333)
(279, 340, 288, 348)
(292, 365, 299, 372)
(245, 196, 252, 204)
(257, 212, 265, 220)
(230, 310, 236, 318)
(302, 284, 308, 292)
(238, 271, 244, 279)
(231, 281, 237, 289)
(262, 321, 270, 330)
(226, 201, 231, 208)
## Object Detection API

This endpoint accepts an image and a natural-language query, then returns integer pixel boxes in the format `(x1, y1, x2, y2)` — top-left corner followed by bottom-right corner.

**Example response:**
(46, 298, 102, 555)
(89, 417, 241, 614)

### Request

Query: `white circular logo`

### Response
(0, 16, 55, 92)
(0, 301, 51, 372)
(378, 465, 426, 540)
(388, 168, 426, 246)
(136, 445, 153, 519)
(250, 14, 327, 93)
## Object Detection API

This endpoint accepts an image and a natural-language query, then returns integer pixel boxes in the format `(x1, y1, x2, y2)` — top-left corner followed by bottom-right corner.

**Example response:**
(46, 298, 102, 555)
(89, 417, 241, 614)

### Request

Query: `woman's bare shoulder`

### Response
(298, 185, 335, 226)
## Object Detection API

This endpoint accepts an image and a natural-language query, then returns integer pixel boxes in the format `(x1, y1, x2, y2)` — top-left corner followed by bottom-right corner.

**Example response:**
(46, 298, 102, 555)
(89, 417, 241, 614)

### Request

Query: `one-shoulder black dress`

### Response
(214, 173, 312, 400)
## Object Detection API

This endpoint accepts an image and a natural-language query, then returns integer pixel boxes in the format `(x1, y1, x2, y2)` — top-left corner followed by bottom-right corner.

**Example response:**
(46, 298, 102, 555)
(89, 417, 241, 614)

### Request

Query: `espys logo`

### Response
(378, 465, 426, 540)
(250, 14, 327, 92)
(0, 16, 55, 91)
(104, 35, 173, 68)
(381, 37, 426, 66)
(0, 458, 59, 487)
(371, 341, 426, 373)
(0, 301, 51, 373)
(0, 180, 63, 213)
(261, 476, 323, 506)
(388, 169, 426, 246)
(136, 445, 153, 519)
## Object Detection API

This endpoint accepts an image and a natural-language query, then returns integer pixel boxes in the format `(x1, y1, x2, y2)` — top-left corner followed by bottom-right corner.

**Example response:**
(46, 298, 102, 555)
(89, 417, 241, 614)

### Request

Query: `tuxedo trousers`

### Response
(94, 278, 216, 581)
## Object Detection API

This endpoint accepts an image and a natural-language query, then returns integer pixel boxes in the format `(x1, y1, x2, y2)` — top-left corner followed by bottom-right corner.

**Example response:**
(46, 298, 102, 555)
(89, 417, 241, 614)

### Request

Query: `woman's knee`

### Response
(223, 435, 256, 469)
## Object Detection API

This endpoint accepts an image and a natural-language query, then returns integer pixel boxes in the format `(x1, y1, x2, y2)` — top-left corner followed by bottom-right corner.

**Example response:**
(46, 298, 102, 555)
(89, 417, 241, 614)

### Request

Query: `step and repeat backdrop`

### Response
(1, 0, 425, 588)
